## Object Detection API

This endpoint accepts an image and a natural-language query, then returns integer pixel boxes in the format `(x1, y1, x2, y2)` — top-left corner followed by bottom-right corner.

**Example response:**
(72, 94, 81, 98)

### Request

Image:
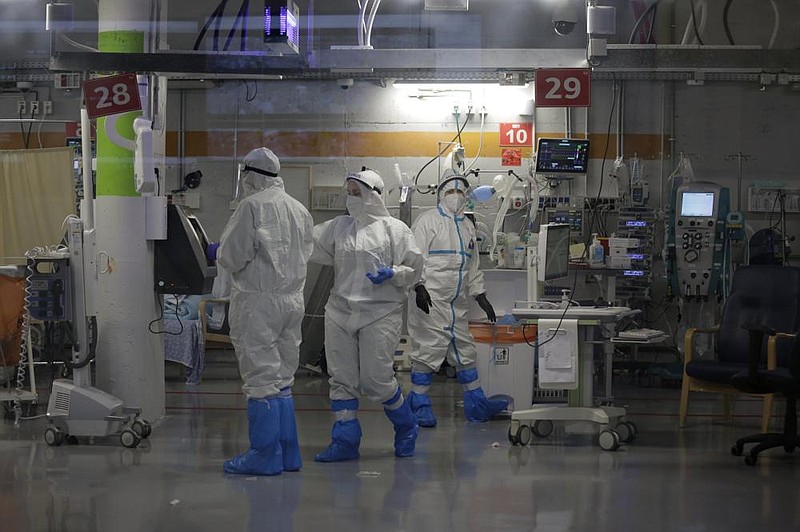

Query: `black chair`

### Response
(731, 325, 800, 465)
(679, 265, 800, 431)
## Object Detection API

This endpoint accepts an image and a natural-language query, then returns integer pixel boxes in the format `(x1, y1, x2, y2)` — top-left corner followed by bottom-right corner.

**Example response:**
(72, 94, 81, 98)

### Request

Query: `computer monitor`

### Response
(535, 138, 590, 180)
(154, 204, 217, 294)
(680, 191, 715, 217)
(537, 224, 571, 282)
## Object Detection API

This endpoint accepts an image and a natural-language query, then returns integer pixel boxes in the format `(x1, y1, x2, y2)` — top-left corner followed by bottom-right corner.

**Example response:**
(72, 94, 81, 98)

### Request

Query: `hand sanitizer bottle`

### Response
(589, 234, 605, 267)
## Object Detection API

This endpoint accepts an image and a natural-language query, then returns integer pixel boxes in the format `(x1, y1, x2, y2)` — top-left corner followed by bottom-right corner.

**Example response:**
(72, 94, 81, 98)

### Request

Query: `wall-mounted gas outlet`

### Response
(452, 103, 474, 116)
(29, 101, 40, 115)
(17, 101, 26, 114)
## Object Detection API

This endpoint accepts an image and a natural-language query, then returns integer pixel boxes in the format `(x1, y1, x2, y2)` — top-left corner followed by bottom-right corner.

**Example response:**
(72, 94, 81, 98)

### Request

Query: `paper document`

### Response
(537, 318, 579, 389)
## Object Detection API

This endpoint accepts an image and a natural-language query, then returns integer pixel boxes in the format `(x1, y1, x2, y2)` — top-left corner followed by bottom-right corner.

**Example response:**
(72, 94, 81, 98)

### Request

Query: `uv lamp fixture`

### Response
(264, 0, 300, 54)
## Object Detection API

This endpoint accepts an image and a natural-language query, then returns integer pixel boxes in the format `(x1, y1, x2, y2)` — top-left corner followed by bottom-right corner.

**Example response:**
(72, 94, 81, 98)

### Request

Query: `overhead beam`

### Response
(597, 45, 800, 74)
(49, 46, 800, 80)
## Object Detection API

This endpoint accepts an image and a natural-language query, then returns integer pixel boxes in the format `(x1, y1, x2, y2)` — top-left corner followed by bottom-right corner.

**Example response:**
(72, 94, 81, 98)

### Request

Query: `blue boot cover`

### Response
(383, 389, 418, 458)
(315, 399, 362, 462)
(458, 368, 509, 422)
(224, 398, 283, 475)
(277, 388, 302, 472)
(409, 371, 437, 428)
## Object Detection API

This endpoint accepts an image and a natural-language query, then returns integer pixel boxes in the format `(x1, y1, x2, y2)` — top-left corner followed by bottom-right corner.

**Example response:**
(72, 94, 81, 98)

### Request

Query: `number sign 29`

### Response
(534, 68, 591, 108)
(83, 73, 142, 119)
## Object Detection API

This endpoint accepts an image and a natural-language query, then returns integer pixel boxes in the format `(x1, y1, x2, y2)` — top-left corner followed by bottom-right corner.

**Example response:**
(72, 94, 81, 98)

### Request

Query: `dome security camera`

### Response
(337, 78, 354, 90)
(552, 4, 578, 36)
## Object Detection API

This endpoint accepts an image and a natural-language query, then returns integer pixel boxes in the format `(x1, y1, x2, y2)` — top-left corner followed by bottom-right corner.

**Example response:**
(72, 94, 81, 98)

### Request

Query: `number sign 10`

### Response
(499, 123, 533, 147)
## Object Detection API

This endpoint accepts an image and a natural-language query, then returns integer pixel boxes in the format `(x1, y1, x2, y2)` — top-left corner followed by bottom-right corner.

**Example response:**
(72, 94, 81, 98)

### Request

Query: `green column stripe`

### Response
(96, 30, 144, 197)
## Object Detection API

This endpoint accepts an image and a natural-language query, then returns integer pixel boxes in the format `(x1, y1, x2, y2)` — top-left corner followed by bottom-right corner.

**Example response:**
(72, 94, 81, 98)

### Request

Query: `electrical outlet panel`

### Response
(17, 101, 25, 114)
(43, 100, 53, 115)
(30, 101, 39, 115)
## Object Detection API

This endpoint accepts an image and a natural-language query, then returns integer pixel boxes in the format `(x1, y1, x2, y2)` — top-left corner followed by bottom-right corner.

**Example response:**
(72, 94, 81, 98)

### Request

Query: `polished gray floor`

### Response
(2, 364, 800, 532)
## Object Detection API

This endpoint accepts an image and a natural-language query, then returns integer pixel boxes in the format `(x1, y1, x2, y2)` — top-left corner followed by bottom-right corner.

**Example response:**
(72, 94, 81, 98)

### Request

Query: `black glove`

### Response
(475, 293, 496, 323)
(415, 284, 432, 314)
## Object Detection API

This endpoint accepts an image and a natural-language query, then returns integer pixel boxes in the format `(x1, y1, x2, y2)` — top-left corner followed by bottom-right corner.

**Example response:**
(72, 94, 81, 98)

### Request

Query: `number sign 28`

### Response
(83, 73, 142, 119)
(534, 68, 591, 108)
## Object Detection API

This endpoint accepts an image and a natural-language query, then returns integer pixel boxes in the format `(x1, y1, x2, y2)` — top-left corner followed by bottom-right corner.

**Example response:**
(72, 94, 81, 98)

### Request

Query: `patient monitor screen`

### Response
(680, 192, 715, 217)
(535, 138, 590, 175)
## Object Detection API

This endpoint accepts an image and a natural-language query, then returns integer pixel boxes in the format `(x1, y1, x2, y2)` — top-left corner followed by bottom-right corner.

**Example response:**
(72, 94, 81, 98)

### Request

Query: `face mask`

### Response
(239, 173, 260, 198)
(443, 193, 466, 213)
(347, 196, 364, 217)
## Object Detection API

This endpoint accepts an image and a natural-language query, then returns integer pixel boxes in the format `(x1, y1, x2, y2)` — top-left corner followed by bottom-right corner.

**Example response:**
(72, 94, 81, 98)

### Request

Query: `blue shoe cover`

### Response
(463, 387, 509, 422)
(277, 395, 302, 472)
(408, 391, 437, 428)
(314, 419, 362, 462)
(224, 398, 283, 475)
(384, 400, 418, 458)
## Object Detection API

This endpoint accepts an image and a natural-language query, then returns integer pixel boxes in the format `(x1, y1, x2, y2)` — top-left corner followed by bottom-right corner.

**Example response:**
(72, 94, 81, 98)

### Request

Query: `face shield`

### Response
(233, 147, 282, 203)
(234, 163, 281, 202)
(234, 163, 260, 202)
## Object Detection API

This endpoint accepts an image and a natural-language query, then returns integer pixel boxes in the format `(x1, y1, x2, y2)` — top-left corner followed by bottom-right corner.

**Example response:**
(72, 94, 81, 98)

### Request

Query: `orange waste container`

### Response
(469, 322, 536, 344)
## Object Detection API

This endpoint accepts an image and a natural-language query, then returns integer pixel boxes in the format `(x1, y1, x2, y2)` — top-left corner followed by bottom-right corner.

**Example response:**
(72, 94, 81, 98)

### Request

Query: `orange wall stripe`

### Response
(0, 131, 668, 160)
(166, 131, 669, 160)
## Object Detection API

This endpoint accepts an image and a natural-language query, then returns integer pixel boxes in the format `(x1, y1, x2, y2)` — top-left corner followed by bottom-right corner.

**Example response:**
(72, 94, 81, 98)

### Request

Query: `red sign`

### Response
(83, 73, 141, 119)
(65, 121, 96, 139)
(499, 123, 533, 147)
(501, 148, 522, 167)
(535, 68, 591, 108)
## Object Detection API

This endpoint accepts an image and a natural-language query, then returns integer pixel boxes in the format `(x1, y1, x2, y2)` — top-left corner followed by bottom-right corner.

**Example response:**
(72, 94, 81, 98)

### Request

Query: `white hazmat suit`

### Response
(311, 169, 424, 461)
(215, 147, 314, 475)
(406, 171, 508, 425)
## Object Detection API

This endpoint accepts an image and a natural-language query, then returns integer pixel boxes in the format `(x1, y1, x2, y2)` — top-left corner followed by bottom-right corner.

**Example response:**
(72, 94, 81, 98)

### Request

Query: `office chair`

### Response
(731, 325, 800, 465)
(679, 265, 800, 431)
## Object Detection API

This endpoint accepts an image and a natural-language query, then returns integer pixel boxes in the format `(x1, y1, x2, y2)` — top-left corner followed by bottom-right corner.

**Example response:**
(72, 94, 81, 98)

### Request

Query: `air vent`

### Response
(53, 392, 71, 414)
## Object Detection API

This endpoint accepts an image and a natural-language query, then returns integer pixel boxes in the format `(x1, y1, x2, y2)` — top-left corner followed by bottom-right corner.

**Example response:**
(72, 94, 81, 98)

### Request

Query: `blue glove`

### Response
(366, 267, 395, 285)
(206, 242, 220, 262)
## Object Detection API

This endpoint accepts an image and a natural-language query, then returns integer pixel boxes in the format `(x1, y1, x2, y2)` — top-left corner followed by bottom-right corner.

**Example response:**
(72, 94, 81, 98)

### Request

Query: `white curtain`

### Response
(0, 147, 76, 263)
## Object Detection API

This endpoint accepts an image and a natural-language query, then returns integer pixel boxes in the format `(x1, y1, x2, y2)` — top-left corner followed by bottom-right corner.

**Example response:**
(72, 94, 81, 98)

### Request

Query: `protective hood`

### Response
(437, 169, 470, 214)
(239, 147, 283, 197)
(346, 170, 390, 220)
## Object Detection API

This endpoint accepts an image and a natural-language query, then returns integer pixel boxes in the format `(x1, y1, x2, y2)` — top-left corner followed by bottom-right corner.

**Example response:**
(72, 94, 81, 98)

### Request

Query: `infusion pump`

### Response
(670, 182, 730, 299)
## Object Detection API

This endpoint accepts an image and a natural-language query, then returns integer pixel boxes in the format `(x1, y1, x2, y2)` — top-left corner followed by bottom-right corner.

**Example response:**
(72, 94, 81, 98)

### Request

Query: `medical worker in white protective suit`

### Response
(207, 147, 314, 475)
(406, 170, 508, 427)
(311, 169, 424, 462)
